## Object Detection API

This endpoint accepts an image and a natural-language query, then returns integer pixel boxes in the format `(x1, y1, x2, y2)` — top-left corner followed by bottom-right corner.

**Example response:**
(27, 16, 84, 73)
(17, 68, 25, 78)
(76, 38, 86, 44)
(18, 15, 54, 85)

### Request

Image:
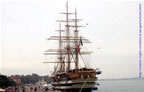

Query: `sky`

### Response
(0, 0, 144, 79)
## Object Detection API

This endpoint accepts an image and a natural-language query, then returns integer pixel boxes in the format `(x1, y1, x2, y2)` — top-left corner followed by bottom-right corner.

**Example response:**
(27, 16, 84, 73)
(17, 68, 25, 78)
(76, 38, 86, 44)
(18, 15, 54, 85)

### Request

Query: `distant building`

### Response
(10, 75, 21, 86)
(36, 78, 47, 87)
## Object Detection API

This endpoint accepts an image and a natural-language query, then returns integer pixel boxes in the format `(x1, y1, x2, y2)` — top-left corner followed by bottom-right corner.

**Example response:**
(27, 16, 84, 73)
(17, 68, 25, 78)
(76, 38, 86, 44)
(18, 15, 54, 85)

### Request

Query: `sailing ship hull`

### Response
(54, 87, 98, 92)
(53, 84, 98, 92)
(51, 68, 101, 92)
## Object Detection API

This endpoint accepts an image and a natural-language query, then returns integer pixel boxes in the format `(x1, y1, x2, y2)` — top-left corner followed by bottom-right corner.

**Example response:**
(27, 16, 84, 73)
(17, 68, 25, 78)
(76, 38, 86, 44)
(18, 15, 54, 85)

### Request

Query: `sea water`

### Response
(95, 78, 144, 92)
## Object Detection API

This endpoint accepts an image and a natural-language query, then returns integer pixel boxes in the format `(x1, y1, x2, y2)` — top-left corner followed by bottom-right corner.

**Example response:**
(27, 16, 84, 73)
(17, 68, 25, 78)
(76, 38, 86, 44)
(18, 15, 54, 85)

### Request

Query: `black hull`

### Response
(55, 87, 98, 92)
(66, 88, 97, 92)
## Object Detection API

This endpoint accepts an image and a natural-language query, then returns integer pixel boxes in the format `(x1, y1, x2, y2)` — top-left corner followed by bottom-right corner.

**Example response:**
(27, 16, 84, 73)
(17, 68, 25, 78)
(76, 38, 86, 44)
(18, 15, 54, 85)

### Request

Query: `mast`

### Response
(44, 2, 92, 72)
(74, 9, 79, 70)
(57, 23, 65, 72)
(66, 2, 71, 71)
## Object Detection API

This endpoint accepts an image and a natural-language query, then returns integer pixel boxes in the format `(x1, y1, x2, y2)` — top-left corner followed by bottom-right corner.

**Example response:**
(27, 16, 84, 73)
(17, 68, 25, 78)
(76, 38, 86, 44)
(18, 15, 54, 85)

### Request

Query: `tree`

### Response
(0, 75, 16, 88)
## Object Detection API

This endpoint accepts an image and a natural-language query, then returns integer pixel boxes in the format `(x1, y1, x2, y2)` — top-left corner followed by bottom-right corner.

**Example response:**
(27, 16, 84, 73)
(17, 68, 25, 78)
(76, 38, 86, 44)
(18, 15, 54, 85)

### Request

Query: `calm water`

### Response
(95, 78, 144, 92)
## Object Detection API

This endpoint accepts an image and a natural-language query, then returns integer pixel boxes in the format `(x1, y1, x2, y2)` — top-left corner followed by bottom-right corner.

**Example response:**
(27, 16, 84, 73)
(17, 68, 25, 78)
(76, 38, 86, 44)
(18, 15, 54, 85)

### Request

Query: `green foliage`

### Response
(0, 75, 16, 88)
(0, 74, 51, 86)
(20, 73, 51, 84)
(43, 75, 51, 83)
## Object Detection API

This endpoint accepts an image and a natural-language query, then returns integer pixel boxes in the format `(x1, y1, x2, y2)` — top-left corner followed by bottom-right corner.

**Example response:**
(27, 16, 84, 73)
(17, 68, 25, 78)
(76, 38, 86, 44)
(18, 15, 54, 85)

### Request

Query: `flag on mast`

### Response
(80, 36, 83, 46)
(77, 44, 80, 53)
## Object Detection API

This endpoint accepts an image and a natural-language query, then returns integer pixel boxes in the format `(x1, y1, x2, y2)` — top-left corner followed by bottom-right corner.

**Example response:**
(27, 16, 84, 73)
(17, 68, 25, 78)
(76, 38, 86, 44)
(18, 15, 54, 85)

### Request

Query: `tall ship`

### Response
(44, 2, 102, 92)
